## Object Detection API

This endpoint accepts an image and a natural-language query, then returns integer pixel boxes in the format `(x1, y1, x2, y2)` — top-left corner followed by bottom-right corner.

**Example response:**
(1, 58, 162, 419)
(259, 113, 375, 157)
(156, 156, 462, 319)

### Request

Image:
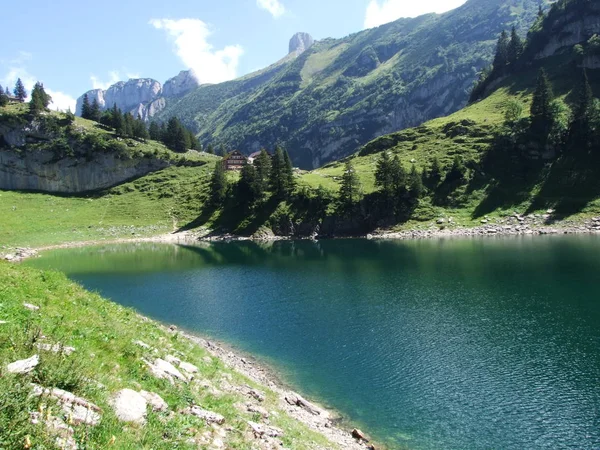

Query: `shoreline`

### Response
(3, 214, 600, 262)
(171, 325, 377, 449)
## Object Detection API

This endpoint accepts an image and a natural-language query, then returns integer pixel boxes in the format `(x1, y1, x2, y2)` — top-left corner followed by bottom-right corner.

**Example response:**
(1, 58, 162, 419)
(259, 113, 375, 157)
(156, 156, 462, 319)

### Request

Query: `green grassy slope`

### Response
(0, 262, 340, 449)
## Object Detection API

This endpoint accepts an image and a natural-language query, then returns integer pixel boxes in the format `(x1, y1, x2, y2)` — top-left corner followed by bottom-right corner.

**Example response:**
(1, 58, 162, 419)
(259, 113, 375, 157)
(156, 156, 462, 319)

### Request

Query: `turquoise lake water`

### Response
(28, 237, 600, 449)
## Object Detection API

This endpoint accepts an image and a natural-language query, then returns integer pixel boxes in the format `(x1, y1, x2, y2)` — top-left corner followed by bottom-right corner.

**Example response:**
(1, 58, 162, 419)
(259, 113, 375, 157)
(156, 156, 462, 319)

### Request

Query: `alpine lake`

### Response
(27, 236, 600, 449)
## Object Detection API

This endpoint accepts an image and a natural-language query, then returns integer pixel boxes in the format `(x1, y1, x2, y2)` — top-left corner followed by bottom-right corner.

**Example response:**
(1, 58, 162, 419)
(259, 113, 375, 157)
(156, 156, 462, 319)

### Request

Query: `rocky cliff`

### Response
(289, 32, 314, 56)
(0, 114, 171, 193)
(0, 148, 168, 193)
(75, 71, 199, 121)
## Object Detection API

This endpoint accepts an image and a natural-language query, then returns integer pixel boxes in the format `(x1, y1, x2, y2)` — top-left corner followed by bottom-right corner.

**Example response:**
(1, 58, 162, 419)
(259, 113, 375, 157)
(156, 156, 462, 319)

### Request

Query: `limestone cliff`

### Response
(289, 33, 314, 56)
(75, 72, 199, 122)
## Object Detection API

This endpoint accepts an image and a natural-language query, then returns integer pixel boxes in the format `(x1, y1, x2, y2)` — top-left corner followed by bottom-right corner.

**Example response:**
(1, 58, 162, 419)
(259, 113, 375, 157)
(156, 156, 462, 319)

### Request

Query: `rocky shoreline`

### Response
(175, 327, 375, 450)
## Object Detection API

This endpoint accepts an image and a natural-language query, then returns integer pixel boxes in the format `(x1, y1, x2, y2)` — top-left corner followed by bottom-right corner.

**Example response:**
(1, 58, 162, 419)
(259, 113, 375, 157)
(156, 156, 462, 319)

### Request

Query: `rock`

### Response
(165, 354, 181, 365)
(0, 320, 7, 324)
(143, 358, 187, 383)
(110, 389, 147, 424)
(139, 390, 168, 412)
(133, 340, 152, 349)
(182, 406, 225, 425)
(35, 343, 76, 355)
(66, 404, 102, 426)
(23, 303, 40, 311)
(248, 420, 283, 438)
(284, 392, 326, 416)
(202, 356, 213, 364)
(437, 218, 446, 224)
(163, 70, 200, 98)
(289, 32, 314, 56)
(7, 354, 39, 374)
(247, 403, 269, 419)
(180, 361, 199, 374)
(352, 428, 368, 442)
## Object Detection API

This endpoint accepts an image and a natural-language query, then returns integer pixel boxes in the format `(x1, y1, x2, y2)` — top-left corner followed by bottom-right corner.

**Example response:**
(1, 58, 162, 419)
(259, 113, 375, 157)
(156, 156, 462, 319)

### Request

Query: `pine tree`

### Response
(148, 121, 161, 141)
(493, 30, 510, 71)
(4, 87, 10, 96)
(427, 157, 443, 188)
(29, 82, 51, 115)
(81, 94, 91, 119)
(133, 116, 149, 140)
(112, 104, 124, 135)
(507, 27, 524, 65)
(391, 155, 407, 197)
(238, 162, 260, 207)
(338, 159, 362, 211)
(445, 155, 467, 184)
(269, 146, 285, 198)
(0, 84, 8, 107)
(408, 165, 424, 199)
(209, 160, 228, 205)
(530, 68, 554, 135)
(90, 98, 101, 122)
(568, 70, 595, 152)
(282, 149, 295, 197)
(13, 78, 27, 101)
(254, 149, 271, 194)
(65, 109, 75, 124)
(206, 144, 215, 155)
(375, 151, 394, 198)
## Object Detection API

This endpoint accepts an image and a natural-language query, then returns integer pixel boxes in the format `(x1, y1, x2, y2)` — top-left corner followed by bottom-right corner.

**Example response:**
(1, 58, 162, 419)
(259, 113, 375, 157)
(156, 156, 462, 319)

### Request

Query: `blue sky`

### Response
(1, 0, 466, 111)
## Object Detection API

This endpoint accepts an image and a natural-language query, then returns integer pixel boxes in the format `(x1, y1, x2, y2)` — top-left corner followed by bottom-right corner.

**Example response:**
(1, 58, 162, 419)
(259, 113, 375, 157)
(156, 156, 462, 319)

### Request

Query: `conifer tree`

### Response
(90, 98, 101, 122)
(282, 149, 295, 197)
(427, 157, 443, 188)
(238, 162, 260, 207)
(269, 146, 285, 198)
(111, 104, 124, 135)
(13, 78, 27, 101)
(254, 149, 271, 194)
(81, 94, 91, 119)
(338, 159, 362, 211)
(375, 151, 394, 198)
(206, 144, 215, 155)
(29, 82, 51, 115)
(391, 155, 407, 197)
(4, 86, 10, 96)
(507, 27, 524, 65)
(530, 68, 554, 135)
(210, 160, 228, 205)
(133, 116, 149, 140)
(408, 165, 424, 199)
(148, 121, 161, 141)
(0, 84, 8, 107)
(568, 70, 595, 151)
(493, 30, 510, 71)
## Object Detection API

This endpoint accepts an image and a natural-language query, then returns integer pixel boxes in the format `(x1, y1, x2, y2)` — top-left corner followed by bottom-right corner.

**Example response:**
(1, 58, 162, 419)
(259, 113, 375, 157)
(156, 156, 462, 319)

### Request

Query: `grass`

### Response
(0, 261, 339, 449)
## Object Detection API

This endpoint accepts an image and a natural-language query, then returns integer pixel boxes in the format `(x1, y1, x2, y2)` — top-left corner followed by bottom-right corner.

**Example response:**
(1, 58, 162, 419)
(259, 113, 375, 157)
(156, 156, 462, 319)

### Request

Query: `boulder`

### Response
(182, 405, 225, 425)
(179, 361, 199, 374)
(139, 390, 168, 412)
(23, 303, 40, 311)
(7, 354, 39, 374)
(110, 389, 147, 424)
(247, 420, 283, 438)
(352, 428, 368, 441)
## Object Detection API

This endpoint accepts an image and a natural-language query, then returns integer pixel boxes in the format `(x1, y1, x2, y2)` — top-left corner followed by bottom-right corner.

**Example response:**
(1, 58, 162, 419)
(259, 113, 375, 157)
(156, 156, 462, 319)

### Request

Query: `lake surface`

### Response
(28, 237, 600, 449)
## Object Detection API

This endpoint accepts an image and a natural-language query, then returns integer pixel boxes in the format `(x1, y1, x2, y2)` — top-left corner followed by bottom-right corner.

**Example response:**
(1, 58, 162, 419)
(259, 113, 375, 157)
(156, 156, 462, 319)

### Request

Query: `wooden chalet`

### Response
(223, 150, 248, 170)
(7, 95, 24, 103)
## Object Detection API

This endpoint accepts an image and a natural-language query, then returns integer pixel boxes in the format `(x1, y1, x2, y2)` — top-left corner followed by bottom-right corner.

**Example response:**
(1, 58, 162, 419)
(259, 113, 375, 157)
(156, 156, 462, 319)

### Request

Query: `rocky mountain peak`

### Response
(289, 32, 314, 55)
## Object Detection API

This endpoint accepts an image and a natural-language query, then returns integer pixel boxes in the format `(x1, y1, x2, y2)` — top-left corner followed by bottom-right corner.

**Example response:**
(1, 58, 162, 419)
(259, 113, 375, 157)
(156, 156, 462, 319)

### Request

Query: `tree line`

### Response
(209, 147, 295, 209)
(0, 78, 30, 107)
(79, 93, 199, 152)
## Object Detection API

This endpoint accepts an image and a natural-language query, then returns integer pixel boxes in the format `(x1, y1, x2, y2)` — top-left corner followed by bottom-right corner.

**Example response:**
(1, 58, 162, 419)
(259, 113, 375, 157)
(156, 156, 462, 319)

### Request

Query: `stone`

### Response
(247, 403, 269, 419)
(284, 392, 325, 416)
(139, 390, 168, 412)
(437, 218, 446, 224)
(7, 354, 39, 374)
(143, 358, 187, 383)
(133, 340, 152, 349)
(110, 389, 147, 424)
(35, 343, 76, 355)
(179, 361, 199, 374)
(66, 404, 102, 426)
(352, 428, 368, 441)
(165, 354, 181, 365)
(247, 421, 283, 438)
(289, 32, 314, 56)
(23, 303, 40, 311)
(182, 406, 225, 425)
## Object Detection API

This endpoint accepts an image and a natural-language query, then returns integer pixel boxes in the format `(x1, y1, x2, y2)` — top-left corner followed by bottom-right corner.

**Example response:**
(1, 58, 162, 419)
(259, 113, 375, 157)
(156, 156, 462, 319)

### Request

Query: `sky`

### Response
(1, 0, 467, 112)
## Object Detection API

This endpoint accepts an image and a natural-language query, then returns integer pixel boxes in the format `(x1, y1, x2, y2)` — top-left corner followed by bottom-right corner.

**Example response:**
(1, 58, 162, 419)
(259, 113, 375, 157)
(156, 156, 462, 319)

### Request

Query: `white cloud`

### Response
(90, 70, 121, 90)
(1, 65, 75, 112)
(257, 0, 285, 18)
(150, 18, 243, 84)
(46, 89, 77, 112)
(364, 0, 467, 28)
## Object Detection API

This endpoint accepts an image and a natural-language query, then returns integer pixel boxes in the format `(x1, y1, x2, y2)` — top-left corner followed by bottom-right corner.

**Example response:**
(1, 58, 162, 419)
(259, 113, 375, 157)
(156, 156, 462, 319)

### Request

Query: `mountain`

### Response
(154, 0, 547, 169)
(75, 70, 200, 121)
